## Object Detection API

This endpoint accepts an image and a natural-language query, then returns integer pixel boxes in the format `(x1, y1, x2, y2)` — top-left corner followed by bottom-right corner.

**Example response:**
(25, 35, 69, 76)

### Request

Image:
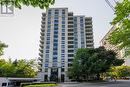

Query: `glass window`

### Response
(61, 63, 65, 67)
(54, 35, 58, 38)
(48, 21, 51, 24)
(54, 39, 58, 42)
(62, 17, 65, 20)
(62, 50, 65, 53)
(45, 63, 48, 67)
(48, 25, 51, 28)
(2, 83, 7, 86)
(54, 16, 58, 20)
(46, 54, 49, 58)
(46, 45, 50, 49)
(54, 26, 58, 29)
(54, 31, 58, 34)
(80, 24, 84, 27)
(62, 29, 65, 32)
(62, 25, 65, 28)
(45, 59, 49, 62)
(46, 50, 49, 53)
(62, 21, 65, 24)
(62, 33, 65, 36)
(53, 63, 57, 67)
(47, 37, 50, 40)
(53, 52, 58, 55)
(61, 45, 65, 48)
(53, 43, 58, 46)
(46, 41, 50, 44)
(74, 17, 77, 21)
(62, 37, 65, 40)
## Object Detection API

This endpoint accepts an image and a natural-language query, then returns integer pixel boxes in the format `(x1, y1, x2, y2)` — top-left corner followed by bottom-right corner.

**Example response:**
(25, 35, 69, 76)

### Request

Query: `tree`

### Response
(68, 47, 124, 81)
(108, 66, 130, 79)
(0, 0, 55, 9)
(0, 41, 8, 56)
(0, 59, 37, 77)
(108, 0, 130, 55)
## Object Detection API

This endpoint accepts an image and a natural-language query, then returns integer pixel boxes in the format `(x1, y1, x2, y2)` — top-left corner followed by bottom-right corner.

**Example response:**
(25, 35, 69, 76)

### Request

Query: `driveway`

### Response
(58, 80, 130, 87)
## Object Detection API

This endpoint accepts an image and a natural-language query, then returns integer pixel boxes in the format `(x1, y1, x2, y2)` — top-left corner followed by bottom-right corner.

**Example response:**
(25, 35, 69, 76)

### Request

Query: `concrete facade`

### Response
(38, 8, 94, 81)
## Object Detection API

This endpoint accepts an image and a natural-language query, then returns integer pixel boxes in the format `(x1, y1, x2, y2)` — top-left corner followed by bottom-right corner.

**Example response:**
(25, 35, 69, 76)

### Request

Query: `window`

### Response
(54, 26, 58, 29)
(45, 68, 48, 72)
(48, 25, 51, 28)
(54, 39, 58, 42)
(53, 52, 58, 55)
(61, 45, 65, 48)
(54, 20, 58, 22)
(45, 63, 48, 67)
(46, 54, 49, 58)
(46, 50, 49, 53)
(46, 41, 50, 44)
(47, 37, 50, 40)
(54, 35, 58, 38)
(62, 29, 65, 32)
(61, 68, 65, 72)
(53, 57, 57, 59)
(62, 17, 65, 20)
(45, 59, 49, 62)
(48, 21, 51, 24)
(68, 59, 73, 62)
(80, 24, 84, 27)
(62, 9, 65, 14)
(46, 45, 50, 49)
(54, 16, 58, 20)
(62, 41, 65, 44)
(68, 54, 74, 57)
(62, 21, 65, 24)
(62, 25, 65, 28)
(2, 83, 7, 86)
(54, 31, 58, 34)
(53, 43, 58, 46)
(55, 11, 59, 14)
(62, 33, 65, 36)
(68, 50, 74, 53)
(62, 50, 65, 53)
(52, 62, 57, 67)
(61, 63, 65, 67)
(62, 37, 65, 40)
(47, 29, 50, 32)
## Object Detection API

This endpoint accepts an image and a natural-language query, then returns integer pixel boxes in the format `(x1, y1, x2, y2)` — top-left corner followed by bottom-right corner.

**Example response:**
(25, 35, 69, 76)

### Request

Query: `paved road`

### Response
(58, 80, 130, 87)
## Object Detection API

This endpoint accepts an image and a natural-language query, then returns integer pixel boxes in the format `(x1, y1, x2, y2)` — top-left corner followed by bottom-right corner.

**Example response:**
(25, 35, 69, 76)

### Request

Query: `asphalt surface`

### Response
(58, 80, 130, 87)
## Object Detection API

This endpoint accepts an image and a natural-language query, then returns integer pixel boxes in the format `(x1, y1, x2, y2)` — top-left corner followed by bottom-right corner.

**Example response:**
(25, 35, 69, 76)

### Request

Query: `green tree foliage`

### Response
(68, 47, 124, 81)
(108, 0, 130, 53)
(0, 41, 7, 56)
(0, 0, 55, 9)
(0, 59, 37, 77)
(108, 66, 130, 78)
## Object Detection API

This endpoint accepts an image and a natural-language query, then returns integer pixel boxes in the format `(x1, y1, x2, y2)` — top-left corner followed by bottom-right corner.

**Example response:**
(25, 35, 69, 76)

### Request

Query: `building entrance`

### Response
(50, 68, 58, 82)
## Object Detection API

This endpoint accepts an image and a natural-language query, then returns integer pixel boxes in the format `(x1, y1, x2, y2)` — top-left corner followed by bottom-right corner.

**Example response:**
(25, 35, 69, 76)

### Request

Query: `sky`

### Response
(0, 0, 116, 60)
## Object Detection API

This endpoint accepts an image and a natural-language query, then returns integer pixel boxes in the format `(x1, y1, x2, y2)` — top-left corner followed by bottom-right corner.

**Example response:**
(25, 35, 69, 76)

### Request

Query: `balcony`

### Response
(38, 61, 42, 66)
(38, 57, 43, 61)
(40, 36, 44, 40)
(39, 48, 43, 53)
(41, 32, 45, 36)
(39, 53, 43, 57)
(40, 40, 44, 44)
(86, 34, 93, 38)
(41, 25, 45, 28)
(41, 28, 45, 32)
(39, 44, 43, 49)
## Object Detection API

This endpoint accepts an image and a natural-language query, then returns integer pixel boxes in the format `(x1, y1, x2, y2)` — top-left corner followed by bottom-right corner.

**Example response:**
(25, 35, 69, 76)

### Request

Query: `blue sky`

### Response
(0, 0, 116, 59)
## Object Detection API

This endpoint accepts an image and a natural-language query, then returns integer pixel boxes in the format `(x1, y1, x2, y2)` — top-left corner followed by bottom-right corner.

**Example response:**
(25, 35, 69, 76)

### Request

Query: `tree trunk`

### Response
(97, 73, 100, 80)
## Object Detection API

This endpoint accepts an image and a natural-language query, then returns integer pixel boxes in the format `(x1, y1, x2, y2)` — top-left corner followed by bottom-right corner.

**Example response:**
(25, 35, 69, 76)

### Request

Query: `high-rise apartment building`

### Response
(38, 8, 94, 82)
